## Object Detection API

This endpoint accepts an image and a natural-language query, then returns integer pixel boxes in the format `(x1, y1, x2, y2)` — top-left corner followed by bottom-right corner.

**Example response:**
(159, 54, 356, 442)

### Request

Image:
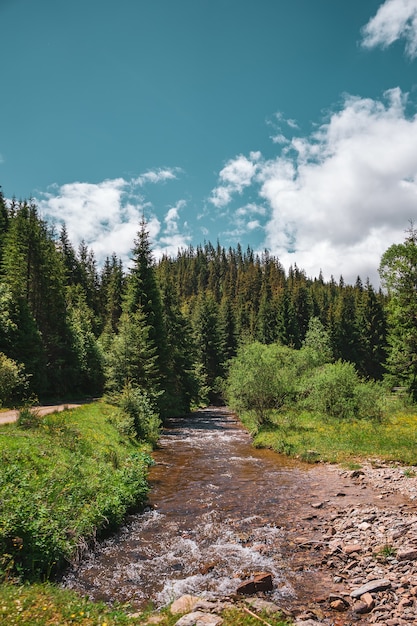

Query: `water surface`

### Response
(63, 407, 317, 609)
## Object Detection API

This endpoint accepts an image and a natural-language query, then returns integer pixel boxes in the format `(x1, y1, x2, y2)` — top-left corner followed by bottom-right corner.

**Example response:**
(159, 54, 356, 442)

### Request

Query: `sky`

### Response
(2, 0, 417, 285)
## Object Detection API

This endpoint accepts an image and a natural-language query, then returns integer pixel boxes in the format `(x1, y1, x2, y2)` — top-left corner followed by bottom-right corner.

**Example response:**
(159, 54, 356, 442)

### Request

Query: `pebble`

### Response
(288, 461, 417, 624)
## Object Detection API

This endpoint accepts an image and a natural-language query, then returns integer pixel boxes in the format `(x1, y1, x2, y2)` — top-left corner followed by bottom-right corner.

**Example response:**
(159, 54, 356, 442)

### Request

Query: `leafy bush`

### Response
(224, 342, 303, 429)
(108, 382, 162, 445)
(0, 352, 28, 407)
(301, 360, 383, 420)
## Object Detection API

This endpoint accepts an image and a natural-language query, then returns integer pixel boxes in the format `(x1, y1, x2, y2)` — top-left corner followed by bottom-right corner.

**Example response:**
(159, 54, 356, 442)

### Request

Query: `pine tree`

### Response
(159, 276, 199, 413)
(379, 224, 417, 397)
(2, 201, 72, 395)
(356, 280, 387, 379)
(192, 292, 223, 400)
(99, 253, 124, 333)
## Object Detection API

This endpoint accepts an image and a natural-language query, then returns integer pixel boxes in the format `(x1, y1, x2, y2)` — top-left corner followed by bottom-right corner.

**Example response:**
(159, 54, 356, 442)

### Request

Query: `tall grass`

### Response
(0, 402, 152, 581)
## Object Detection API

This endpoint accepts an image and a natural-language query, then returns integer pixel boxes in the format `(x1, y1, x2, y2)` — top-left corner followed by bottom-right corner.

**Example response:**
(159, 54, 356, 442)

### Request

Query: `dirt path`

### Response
(0, 402, 86, 425)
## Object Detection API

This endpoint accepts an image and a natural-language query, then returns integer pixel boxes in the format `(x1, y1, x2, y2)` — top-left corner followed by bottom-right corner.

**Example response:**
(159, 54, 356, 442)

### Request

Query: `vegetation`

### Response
(0, 190, 390, 412)
(379, 222, 417, 400)
(0, 583, 291, 625)
(3, 185, 417, 621)
(0, 402, 152, 582)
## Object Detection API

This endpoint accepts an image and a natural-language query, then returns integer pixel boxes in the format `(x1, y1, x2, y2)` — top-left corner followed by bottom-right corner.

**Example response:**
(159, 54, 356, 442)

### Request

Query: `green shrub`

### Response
(301, 360, 383, 420)
(109, 382, 162, 445)
(0, 352, 28, 407)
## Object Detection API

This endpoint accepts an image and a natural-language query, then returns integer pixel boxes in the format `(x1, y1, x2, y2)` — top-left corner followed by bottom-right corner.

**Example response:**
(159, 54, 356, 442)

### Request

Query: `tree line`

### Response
(0, 188, 415, 419)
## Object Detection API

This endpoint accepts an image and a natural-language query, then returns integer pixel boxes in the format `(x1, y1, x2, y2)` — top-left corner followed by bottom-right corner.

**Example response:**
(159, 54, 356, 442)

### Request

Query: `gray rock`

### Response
(350, 578, 392, 598)
(171, 595, 201, 614)
(174, 611, 223, 626)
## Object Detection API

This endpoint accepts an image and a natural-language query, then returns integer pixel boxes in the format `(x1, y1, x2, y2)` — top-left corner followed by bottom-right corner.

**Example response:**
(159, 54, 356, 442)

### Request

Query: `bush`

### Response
(109, 382, 162, 446)
(0, 352, 28, 407)
(301, 360, 383, 420)
(224, 342, 302, 429)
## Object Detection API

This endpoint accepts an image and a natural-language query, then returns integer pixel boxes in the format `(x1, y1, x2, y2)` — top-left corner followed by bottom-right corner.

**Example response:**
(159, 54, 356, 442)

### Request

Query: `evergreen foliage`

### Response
(379, 223, 417, 399)
(0, 190, 407, 416)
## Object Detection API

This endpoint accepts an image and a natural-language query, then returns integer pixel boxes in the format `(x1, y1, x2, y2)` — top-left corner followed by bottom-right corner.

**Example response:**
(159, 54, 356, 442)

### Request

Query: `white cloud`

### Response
(153, 200, 192, 257)
(37, 169, 190, 266)
(133, 167, 180, 186)
(361, 0, 417, 58)
(210, 153, 261, 208)
(211, 88, 417, 285)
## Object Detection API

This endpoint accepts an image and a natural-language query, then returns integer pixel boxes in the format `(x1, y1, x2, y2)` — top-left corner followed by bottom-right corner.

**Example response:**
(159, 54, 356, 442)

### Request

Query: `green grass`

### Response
(0, 583, 292, 625)
(242, 407, 417, 465)
(0, 402, 153, 581)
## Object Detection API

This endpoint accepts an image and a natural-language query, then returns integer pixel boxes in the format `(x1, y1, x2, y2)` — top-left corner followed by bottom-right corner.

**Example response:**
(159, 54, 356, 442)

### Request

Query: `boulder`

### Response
(350, 578, 391, 598)
(171, 595, 201, 614)
(236, 572, 273, 595)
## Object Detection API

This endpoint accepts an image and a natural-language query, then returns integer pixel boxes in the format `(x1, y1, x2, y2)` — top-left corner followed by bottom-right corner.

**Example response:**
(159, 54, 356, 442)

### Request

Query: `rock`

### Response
(236, 580, 256, 595)
(253, 572, 273, 591)
(174, 612, 223, 626)
(343, 543, 362, 555)
(142, 616, 165, 624)
(398, 548, 417, 561)
(171, 595, 201, 614)
(351, 578, 392, 598)
(329, 599, 347, 611)
(311, 502, 324, 509)
(245, 598, 288, 616)
(236, 572, 273, 595)
(398, 597, 414, 609)
(353, 600, 370, 614)
(361, 592, 375, 611)
(199, 561, 218, 574)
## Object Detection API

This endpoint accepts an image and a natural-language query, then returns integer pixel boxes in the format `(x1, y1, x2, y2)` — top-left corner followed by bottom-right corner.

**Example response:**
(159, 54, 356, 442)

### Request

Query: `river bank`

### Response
(61, 407, 417, 625)
(133, 459, 417, 625)
(2, 405, 417, 624)
(273, 460, 417, 624)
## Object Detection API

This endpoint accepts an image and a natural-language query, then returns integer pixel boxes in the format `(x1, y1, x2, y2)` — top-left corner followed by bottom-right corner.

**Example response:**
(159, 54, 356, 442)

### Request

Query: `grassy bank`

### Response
(0, 401, 152, 581)
(239, 407, 417, 465)
(0, 582, 291, 625)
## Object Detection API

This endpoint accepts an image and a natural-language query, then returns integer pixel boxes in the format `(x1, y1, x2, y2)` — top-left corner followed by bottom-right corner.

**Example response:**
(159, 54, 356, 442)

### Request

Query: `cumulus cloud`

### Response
(37, 169, 190, 266)
(211, 88, 417, 285)
(361, 0, 417, 58)
(210, 152, 261, 208)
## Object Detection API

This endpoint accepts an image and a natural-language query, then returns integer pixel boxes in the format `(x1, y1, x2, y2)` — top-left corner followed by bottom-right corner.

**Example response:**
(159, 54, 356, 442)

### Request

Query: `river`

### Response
(62, 407, 325, 611)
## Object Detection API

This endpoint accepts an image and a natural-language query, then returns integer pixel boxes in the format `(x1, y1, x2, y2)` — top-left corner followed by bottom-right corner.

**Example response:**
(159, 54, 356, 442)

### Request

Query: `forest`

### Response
(0, 189, 416, 430)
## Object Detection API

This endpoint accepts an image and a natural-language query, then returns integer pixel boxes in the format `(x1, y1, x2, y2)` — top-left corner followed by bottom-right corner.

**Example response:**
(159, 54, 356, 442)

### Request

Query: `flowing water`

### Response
(62, 407, 322, 610)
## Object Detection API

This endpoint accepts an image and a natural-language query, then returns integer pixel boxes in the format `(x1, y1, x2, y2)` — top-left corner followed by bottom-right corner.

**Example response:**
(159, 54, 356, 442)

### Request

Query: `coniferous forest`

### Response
(0, 189, 395, 419)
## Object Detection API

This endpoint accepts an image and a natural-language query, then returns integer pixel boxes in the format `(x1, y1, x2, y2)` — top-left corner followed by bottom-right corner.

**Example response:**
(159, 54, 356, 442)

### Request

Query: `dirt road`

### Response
(0, 402, 85, 425)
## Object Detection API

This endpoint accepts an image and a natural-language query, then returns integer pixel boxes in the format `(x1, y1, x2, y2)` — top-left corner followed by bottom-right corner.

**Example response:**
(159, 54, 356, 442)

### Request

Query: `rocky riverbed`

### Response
(282, 460, 417, 624)
(143, 460, 417, 625)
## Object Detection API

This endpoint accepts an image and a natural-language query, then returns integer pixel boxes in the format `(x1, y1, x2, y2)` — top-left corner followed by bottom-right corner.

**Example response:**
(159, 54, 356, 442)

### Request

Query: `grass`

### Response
(0, 583, 292, 625)
(241, 407, 417, 465)
(0, 401, 153, 581)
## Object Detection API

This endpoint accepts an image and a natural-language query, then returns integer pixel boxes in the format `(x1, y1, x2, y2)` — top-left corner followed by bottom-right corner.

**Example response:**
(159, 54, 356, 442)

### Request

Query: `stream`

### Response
(62, 407, 322, 611)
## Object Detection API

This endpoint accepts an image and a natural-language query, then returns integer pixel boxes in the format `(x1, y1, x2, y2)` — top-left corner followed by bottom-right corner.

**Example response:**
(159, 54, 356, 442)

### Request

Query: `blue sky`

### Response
(2, 0, 417, 285)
